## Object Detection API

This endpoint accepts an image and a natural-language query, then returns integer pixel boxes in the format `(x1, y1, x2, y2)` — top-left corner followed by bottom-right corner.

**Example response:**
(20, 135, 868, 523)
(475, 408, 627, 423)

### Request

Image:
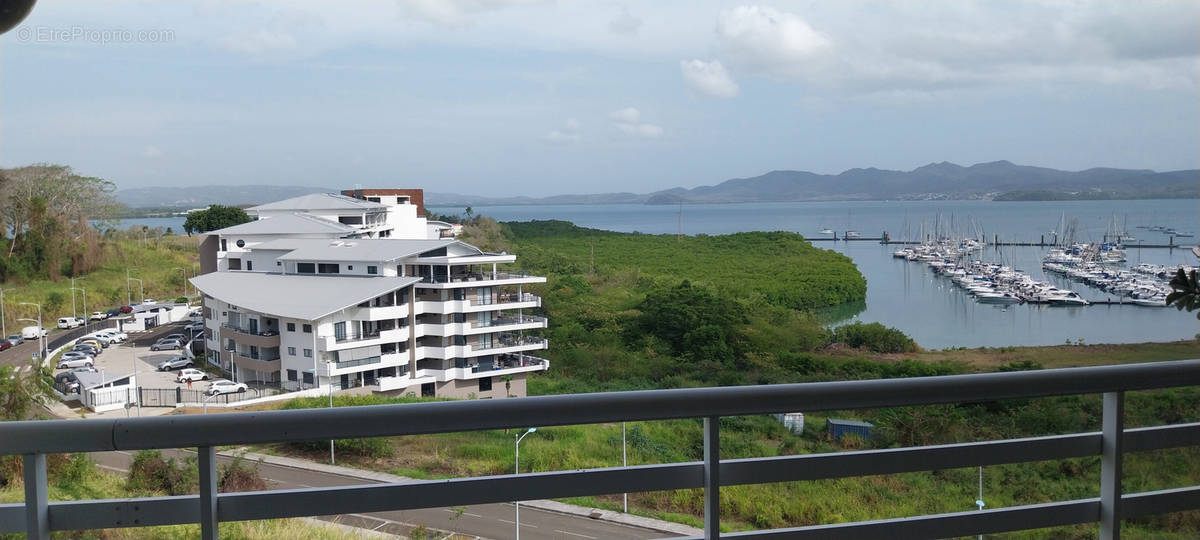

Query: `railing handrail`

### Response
(3, 359, 1198, 455)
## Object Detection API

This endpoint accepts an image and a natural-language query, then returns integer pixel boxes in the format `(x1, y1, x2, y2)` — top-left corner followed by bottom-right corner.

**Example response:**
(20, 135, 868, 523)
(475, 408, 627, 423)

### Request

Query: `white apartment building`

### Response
(190, 190, 548, 399)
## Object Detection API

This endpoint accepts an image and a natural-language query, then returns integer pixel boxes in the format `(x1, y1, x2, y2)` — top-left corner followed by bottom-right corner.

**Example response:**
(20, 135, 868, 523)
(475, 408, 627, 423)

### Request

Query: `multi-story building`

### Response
(190, 190, 548, 398)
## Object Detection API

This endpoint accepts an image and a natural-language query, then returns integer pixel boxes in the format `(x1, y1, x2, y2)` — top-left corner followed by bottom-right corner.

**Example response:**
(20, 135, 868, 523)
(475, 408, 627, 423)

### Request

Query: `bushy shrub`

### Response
(127, 449, 197, 495)
(829, 322, 917, 353)
(219, 454, 268, 492)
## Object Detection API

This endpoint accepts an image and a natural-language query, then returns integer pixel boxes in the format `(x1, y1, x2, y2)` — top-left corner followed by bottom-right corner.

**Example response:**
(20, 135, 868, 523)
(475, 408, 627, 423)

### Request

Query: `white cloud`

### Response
(609, 107, 662, 138)
(608, 6, 642, 36)
(216, 28, 299, 55)
(397, 0, 548, 27)
(680, 59, 739, 98)
(716, 5, 830, 74)
(609, 107, 641, 124)
(544, 117, 582, 144)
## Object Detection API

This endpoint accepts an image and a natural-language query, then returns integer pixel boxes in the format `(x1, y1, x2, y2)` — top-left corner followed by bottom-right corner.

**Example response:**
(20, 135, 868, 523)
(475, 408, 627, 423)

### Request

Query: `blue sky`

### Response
(2, 1, 1197, 196)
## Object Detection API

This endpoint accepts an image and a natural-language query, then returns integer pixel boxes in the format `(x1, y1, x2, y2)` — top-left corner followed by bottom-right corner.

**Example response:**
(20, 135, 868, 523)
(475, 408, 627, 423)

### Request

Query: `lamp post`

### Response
(128, 278, 144, 304)
(1, 287, 14, 339)
(328, 360, 336, 465)
(18, 302, 44, 362)
(622, 422, 628, 513)
(515, 427, 537, 540)
(70, 285, 86, 333)
(174, 267, 187, 299)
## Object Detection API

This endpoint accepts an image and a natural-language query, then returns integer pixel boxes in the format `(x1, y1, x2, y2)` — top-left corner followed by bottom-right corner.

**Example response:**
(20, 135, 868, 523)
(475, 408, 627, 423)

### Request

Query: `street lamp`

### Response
(515, 427, 537, 540)
(0, 288, 14, 339)
(174, 267, 188, 299)
(18, 302, 44, 362)
(128, 278, 144, 304)
(327, 360, 336, 465)
(70, 285, 86, 333)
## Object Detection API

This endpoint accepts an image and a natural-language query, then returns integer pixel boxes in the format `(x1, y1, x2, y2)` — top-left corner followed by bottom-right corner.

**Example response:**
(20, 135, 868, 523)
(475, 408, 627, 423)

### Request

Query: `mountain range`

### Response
(114, 161, 1199, 209)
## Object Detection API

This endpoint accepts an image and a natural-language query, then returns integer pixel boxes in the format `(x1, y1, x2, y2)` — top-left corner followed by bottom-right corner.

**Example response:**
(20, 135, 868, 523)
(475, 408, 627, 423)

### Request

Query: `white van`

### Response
(21, 326, 47, 339)
(57, 317, 83, 329)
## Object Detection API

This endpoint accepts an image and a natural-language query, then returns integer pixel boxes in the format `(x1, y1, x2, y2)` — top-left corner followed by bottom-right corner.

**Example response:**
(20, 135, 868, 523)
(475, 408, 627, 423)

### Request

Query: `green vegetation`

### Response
(182, 204, 253, 235)
(0, 452, 370, 539)
(0, 359, 55, 420)
(0, 165, 120, 281)
(0, 231, 199, 332)
(1167, 268, 1199, 319)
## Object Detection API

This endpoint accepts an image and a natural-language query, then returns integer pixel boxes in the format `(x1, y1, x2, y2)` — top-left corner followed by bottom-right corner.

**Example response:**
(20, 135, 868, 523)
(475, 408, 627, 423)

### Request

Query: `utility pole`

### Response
(0, 288, 13, 339)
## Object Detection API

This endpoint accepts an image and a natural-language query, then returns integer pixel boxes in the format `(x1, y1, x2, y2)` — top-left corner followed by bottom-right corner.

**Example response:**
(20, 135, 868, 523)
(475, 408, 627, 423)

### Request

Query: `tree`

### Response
(1166, 268, 1199, 320)
(182, 205, 252, 235)
(0, 359, 55, 420)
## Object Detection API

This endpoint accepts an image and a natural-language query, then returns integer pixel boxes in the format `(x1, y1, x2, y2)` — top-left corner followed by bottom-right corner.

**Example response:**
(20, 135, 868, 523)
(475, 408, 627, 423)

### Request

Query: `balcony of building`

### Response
(4, 360, 1198, 540)
(414, 268, 547, 288)
(223, 347, 281, 374)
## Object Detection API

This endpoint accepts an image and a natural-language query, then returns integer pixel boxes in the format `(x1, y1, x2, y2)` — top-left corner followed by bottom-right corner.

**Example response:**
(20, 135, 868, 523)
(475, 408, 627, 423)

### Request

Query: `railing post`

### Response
(199, 445, 218, 540)
(704, 416, 720, 539)
(1101, 391, 1124, 540)
(23, 453, 49, 539)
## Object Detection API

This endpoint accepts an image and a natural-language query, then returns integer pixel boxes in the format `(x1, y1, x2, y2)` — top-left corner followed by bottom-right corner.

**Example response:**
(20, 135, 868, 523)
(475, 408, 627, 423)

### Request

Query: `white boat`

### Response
(845, 230, 861, 239)
(819, 228, 834, 235)
(976, 291, 1023, 304)
(1131, 297, 1166, 307)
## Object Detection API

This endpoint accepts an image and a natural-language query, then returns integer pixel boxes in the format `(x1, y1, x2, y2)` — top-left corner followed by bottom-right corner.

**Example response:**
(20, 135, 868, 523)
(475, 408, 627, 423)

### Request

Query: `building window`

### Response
(302, 372, 314, 385)
(303, 324, 312, 333)
(479, 377, 493, 392)
(303, 348, 313, 358)
(235, 239, 246, 248)
(347, 265, 353, 271)
(228, 258, 242, 270)
(334, 322, 347, 341)
(220, 239, 227, 251)
(287, 322, 296, 332)
(297, 263, 315, 274)
(367, 265, 378, 275)
(287, 369, 297, 381)
(246, 260, 253, 271)
(318, 263, 340, 274)
(288, 347, 297, 356)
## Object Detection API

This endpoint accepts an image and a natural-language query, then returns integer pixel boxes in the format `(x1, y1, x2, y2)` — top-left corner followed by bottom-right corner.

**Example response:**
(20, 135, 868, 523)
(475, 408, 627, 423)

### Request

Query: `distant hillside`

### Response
(117, 162, 1199, 208)
(116, 185, 333, 208)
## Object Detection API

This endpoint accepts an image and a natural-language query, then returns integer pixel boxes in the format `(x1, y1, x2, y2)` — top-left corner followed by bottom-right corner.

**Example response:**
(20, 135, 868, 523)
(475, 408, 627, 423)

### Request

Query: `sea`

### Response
(103, 199, 1199, 349)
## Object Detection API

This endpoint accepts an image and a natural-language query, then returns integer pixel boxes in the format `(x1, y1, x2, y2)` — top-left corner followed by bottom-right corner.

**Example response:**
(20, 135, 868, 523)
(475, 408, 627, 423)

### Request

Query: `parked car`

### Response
(70, 365, 99, 374)
(0, 340, 12, 352)
(157, 355, 193, 371)
(56, 317, 85, 329)
(176, 368, 209, 383)
(205, 379, 247, 396)
(150, 339, 184, 351)
(185, 322, 205, 334)
(76, 336, 107, 348)
(159, 333, 186, 342)
(21, 326, 47, 339)
(118, 306, 133, 313)
(142, 298, 156, 304)
(89, 311, 108, 321)
(95, 330, 128, 342)
(106, 308, 123, 317)
(72, 343, 102, 356)
(6, 334, 23, 345)
(55, 372, 81, 393)
(57, 354, 95, 369)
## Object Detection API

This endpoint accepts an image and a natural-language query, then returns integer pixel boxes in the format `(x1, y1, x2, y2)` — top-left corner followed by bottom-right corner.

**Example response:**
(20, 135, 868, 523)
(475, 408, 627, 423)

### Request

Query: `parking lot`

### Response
(51, 322, 209, 411)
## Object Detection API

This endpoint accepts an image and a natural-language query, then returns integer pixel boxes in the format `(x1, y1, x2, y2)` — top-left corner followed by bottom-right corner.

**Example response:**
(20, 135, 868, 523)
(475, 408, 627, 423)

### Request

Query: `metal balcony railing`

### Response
(2, 360, 1199, 540)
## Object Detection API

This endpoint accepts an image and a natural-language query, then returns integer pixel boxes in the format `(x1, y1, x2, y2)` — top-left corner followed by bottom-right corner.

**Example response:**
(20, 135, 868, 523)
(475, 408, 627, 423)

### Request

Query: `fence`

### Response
(136, 386, 267, 407)
(2, 359, 1199, 540)
(46, 320, 118, 352)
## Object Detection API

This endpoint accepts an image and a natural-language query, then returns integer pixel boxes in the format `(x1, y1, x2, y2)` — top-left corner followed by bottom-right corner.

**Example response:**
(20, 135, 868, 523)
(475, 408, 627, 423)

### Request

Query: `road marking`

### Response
(497, 519, 537, 528)
(555, 530, 597, 539)
(443, 508, 483, 518)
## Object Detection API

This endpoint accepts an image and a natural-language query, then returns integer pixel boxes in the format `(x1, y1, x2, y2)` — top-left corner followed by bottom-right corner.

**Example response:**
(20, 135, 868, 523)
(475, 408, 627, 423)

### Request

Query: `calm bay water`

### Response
(434, 200, 1200, 349)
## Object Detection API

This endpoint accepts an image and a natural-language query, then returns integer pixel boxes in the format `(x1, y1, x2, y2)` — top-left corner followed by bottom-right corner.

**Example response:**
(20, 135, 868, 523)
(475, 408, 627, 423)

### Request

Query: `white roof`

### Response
(208, 213, 357, 236)
(274, 238, 469, 262)
(190, 272, 420, 320)
(248, 193, 387, 213)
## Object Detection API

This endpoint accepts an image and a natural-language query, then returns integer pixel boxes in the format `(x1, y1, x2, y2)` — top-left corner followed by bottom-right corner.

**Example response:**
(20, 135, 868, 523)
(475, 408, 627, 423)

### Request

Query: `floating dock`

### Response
(808, 232, 1193, 249)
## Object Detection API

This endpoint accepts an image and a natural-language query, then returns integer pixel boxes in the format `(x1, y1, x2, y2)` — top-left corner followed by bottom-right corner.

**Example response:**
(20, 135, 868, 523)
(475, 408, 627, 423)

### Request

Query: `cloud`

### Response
(609, 107, 662, 138)
(680, 59, 739, 98)
(215, 28, 299, 55)
(716, 5, 830, 74)
(608, 6, 642, 36)
(398, 0, 548, 27)
(142, 146, 164, 158)
(544, 117, 582, 144)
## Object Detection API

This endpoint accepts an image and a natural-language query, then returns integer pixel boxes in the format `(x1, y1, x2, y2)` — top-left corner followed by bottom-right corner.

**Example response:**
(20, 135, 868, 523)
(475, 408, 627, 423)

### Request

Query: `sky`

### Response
(1, 1, 1198, 197)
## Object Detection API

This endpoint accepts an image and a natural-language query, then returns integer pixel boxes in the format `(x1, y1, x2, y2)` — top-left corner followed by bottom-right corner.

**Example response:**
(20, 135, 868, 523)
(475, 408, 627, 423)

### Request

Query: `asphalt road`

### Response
(91, 449, 669, 540)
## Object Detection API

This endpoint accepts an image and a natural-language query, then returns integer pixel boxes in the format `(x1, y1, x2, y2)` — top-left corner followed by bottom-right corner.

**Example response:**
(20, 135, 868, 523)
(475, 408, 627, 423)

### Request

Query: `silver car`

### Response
(57, 354, 95, 369)
(157, 355, 193, 371)
(150, 339, 184, 351)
